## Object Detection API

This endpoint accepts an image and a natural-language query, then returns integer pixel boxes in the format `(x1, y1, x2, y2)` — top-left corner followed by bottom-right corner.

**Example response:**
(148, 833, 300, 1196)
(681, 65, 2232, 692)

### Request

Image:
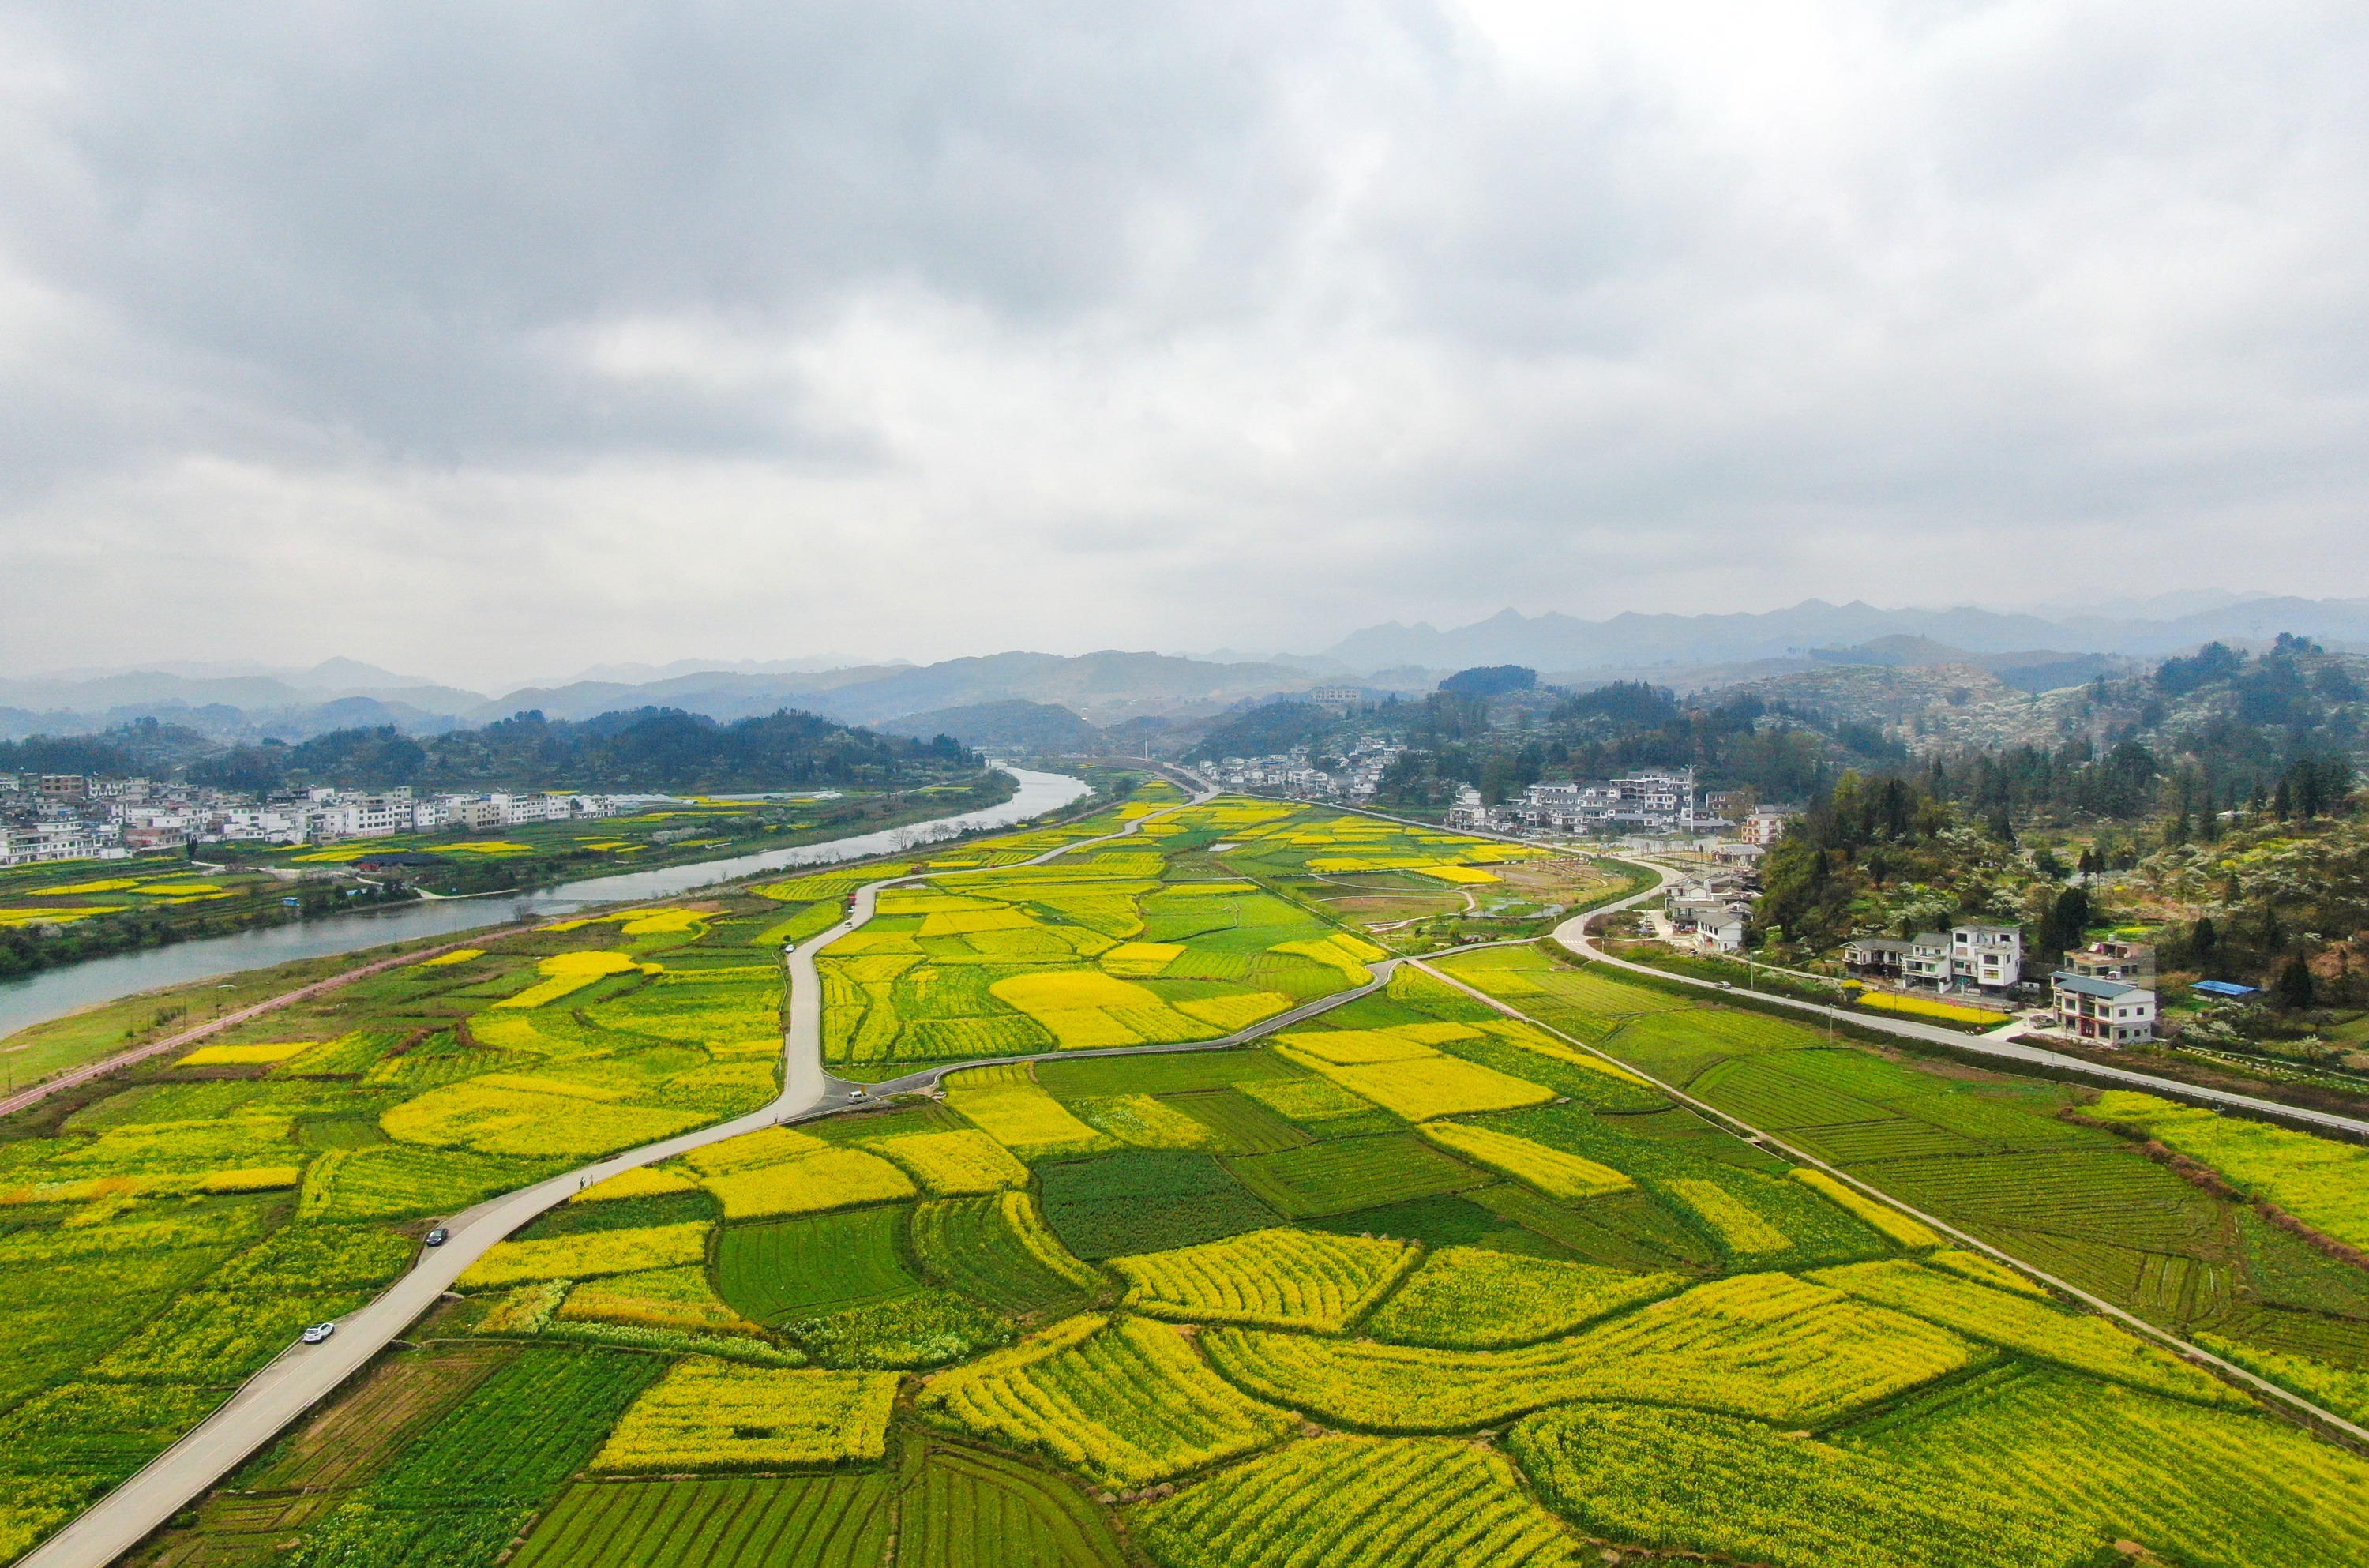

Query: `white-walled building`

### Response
(2052, 971, 2156, 1045)
(1853, 924, 2023, 994)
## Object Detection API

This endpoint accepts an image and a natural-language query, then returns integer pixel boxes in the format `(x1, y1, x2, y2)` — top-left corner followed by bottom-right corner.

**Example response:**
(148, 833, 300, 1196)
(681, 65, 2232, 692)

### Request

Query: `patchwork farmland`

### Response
(7, 778, 2369, 1567)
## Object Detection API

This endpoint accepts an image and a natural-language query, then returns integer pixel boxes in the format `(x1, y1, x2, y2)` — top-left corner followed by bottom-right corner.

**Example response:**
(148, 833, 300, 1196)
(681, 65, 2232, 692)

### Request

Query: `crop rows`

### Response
(1224, 1134, 1483, 1218)
(1806, 1260, 2241, 1405)
(874, 1130, 1031, 1195)
(2086, 1091, 2369, 1251)
(1203, 1273, 1980, 1431)
(1139, 1435, 1585, 1568)
(715, 1206, 918, 1326)
(1510, 1403, 2068, 1568)
(918, 1314, 1293, 1487)
(946, 1065, 1117, 1161)
(1112, 1228, 1414, 1331)
(591, 1360, 898, 1472)
(1858, 1365, 2369, 1568)
(1417, 1120, 1632, 1201)
(1365, 1247, 1689, 1350)
(1039, 1152, 1279, 1259)
(896, 1442, 1128, 1568)
(512, 1474, 895, 1568)
(910, 1194, 1106, 1320)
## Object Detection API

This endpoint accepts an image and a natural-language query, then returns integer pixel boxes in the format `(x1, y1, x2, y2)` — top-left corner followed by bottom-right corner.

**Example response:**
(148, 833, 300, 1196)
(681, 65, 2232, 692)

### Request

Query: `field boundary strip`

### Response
(0, 927, 545, 1120)
(1406, 947, 2369, 1453)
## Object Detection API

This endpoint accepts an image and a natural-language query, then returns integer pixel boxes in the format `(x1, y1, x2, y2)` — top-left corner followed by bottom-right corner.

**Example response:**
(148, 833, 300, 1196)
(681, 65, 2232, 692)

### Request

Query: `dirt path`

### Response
(0, 932, 531, 1121)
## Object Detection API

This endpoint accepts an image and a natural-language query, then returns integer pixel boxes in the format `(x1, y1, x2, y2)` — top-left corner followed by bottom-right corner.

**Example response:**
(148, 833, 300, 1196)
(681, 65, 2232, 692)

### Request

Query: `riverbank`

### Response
(0, 775, 1017, 988)
(0, 767, 1090, 1084)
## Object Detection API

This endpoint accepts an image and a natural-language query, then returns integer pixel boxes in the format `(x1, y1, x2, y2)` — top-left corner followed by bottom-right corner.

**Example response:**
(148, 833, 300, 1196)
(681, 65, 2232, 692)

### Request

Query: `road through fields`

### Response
(1550, 857, 2369, 1141)
(25, 772, 1294, 1568)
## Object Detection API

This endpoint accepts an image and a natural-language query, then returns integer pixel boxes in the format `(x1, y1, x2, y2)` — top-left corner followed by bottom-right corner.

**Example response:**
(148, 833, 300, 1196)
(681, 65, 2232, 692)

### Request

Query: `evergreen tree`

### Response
(2277, 955, 2315, 1011)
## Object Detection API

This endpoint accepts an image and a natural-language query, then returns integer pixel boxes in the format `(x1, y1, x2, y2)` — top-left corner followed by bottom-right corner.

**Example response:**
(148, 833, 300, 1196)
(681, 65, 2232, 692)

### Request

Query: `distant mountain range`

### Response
(6, 595, 2362, 747)
(1313, 596, 2369, 676)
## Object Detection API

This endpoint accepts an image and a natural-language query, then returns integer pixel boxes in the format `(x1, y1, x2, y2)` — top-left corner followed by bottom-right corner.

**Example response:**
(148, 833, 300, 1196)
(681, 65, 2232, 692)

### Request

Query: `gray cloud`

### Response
(1, 1, 2365, 685)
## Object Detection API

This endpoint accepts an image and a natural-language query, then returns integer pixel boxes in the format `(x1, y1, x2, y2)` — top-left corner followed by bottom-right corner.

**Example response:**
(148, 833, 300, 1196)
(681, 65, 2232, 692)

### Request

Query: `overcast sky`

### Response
(2, 1, 2365, 686)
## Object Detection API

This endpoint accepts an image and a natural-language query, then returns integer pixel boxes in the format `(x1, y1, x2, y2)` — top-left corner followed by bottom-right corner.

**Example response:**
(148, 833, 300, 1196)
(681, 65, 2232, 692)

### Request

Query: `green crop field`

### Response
(910, 1195, 1106, 1320)
(1224, 1134, 1487, 1217)
(716, 1206, 921, 1326)
(513, 1473, 896, 1568)
(896, 1441, 1127, 1567)
(1037, 1151, 1280, 1259)
(21, 793, 2369, 1568)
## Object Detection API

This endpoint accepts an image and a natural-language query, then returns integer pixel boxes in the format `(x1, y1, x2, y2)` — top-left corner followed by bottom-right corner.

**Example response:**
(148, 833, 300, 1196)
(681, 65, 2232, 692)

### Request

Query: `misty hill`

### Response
(873, 700, 1102, 755)
(186, 709, 983, 795)
(10, 595, 2366, 750)
(1320, 596, 2369, 677)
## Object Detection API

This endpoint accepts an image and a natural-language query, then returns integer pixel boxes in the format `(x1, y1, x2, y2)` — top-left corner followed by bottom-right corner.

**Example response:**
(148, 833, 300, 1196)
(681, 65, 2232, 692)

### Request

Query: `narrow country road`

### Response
(24, 769, 1317, 1568)
(1549, 856, 2369, 1141)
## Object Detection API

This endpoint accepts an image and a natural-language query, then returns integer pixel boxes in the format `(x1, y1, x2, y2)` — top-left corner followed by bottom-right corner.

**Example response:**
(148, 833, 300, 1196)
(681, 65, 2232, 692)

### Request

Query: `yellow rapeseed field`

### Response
(457, 1220, 710, 1289)
(415, 947, 485, 967)
(1850, 992, 2007, 1027)
(569, 1165, 700, 1204)
(591, 1360, 897, 1472)
(944, 1064, 1116, 1161)
(1271, 933, 1387, 983)
(495, 950, 651, 1009)
(1099, 941, 1185, 976)
(558, 1265, 761, 1337)
(1113, 1228, 1417, 1331)
(1276, 1050, 1553, 1121)
(690, 1142, 917, 1221)
(1665, 1179, 1793, 1259)
(873, 1129, 1031, 1195)
(1271, 1028, 1438, 1065)
(178, 1041, 313, 1067)
(1418, 1121, 1634, 1200)
(381, 1078, 705, 1158)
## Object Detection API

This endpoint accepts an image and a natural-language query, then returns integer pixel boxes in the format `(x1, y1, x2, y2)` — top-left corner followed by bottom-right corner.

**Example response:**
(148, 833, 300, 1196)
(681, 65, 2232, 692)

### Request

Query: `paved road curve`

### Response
(26, 769, 1386, 1568)
(20, 782, 1154, 1568)
(1552, 857, 2369, 1142)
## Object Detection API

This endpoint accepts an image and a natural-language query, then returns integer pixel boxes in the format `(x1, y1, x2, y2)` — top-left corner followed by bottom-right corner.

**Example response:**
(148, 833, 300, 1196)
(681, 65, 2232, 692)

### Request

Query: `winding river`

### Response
(0, 767, 1089, 1045)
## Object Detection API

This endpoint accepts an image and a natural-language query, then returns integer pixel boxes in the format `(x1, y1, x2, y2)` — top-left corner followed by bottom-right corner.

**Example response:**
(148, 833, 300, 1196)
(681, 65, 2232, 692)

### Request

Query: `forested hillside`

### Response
(185, 708, 982, 794)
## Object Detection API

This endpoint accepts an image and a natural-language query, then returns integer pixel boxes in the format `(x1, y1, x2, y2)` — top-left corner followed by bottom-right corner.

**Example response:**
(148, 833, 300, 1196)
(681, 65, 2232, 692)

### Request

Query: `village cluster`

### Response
(0, 772, 631, 866)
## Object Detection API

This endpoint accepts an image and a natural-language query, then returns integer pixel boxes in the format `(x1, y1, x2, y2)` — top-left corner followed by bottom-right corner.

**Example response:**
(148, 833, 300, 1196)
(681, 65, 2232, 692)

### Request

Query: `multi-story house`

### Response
(1855, 924, 2022, 993)
(1842, 936, 1911, 980)
(2051, 971, 2156, 1045)
(2065, 939, 2155, 986)
(1951, 925, 2023, 991)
